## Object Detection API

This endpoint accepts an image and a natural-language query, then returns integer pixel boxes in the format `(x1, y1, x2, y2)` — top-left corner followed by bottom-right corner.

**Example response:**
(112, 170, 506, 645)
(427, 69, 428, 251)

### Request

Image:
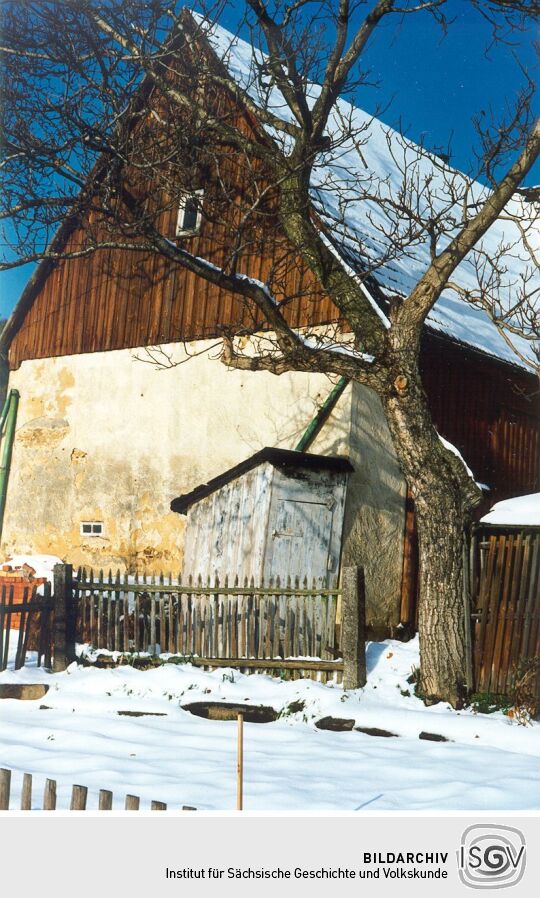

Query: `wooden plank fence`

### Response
(74, 568, 349, 683)
(0, 564, 366, 688)
(472, 528, 540, 696)
(0, 767, 196, 811)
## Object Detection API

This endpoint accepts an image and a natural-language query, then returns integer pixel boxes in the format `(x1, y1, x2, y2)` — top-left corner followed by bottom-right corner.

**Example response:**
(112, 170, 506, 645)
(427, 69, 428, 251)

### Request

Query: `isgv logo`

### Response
(458, 824, 526, 889)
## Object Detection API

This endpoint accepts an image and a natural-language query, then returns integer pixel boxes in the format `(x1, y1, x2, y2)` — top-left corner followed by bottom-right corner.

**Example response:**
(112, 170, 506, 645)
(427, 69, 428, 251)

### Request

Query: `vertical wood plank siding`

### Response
(420, 336, 540, 500)
(8, 58, 340, 370)
(8, 212, 338, 368)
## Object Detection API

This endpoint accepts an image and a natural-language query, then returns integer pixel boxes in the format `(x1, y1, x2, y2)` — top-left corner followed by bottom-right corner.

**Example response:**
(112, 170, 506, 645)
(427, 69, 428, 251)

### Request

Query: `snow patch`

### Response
(297, 332, 374, 363)
(1, 554, 63, 581)
(438, 434, 476, 481)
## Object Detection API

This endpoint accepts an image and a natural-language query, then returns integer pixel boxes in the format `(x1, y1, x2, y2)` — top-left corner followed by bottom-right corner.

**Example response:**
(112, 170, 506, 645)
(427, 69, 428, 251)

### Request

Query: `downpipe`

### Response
(295, 377, 349, 452)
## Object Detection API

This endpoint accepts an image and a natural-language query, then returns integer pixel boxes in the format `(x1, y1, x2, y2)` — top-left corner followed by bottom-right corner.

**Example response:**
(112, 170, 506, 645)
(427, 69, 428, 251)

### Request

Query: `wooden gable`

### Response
(6, 31, 340, 371)
(7, 205, 339, 368)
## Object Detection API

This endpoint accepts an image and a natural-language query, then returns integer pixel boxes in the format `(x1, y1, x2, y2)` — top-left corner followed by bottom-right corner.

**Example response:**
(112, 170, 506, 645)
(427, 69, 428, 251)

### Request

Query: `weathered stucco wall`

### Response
(2, 344, 405, 628)
(341, 383, 407, 634)
(2, 341, 352, 575)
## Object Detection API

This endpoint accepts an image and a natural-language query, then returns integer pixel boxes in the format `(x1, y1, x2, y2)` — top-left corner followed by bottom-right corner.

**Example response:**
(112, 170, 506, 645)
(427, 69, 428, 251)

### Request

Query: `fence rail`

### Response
(472, 528, 540, 695)
(0, 767, 195, 811)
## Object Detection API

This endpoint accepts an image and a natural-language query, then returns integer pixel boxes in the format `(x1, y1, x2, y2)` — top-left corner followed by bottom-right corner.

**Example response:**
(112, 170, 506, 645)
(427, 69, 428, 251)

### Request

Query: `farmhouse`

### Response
(0, 16, 538, 633)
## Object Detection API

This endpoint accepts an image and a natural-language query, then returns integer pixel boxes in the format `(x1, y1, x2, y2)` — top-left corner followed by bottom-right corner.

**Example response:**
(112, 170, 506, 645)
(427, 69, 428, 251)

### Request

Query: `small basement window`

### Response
(176, 189, 204, 236)
(80, 521, 104, 537)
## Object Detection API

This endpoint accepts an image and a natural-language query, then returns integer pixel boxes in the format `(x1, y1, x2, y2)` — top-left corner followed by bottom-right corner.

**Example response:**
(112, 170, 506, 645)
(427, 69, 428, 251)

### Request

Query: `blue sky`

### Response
(1, 0, 538, 318)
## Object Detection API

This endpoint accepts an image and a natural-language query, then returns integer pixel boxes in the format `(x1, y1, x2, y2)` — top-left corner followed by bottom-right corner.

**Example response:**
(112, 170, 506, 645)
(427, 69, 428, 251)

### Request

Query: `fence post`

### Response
(0, 768, 11, 810)
(99, 789, 113, 810)
(237, 711, 244, 811)
(43, 778, 57, 810)
(463, 534, 474, 696)
(70, 784, 88, 810)
(53, 563, 73, 672)
(342, 566, 366, 690)
(21, 773, 32, 810)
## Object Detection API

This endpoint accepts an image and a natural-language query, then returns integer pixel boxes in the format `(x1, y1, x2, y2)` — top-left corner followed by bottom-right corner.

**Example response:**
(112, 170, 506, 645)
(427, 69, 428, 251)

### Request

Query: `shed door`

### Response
(267, 499, 334, 583)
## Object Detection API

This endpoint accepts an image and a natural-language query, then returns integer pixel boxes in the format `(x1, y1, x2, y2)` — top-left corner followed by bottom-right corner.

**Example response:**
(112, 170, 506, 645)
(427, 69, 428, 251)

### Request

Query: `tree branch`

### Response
(398, 117, 540, 331)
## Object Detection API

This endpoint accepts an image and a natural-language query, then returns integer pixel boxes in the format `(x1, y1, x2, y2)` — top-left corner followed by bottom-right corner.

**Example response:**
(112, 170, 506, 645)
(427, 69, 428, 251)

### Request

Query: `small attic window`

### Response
(80, 521, 104, 537)
(176, 189, 204, 236)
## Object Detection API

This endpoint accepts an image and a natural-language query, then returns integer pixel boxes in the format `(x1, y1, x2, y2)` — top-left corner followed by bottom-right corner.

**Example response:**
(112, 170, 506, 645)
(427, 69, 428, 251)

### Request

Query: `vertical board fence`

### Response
(73, 568, 350, 683)
(471, 528, 540, 696)
(0, 564, 366, 689)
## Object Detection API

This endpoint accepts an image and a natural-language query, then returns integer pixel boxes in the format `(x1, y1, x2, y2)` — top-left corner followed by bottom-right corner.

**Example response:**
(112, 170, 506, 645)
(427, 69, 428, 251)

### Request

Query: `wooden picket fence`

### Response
(73, 568, 346, 682)
(0, 767, 195, 811)
(0, 582, 53, 671)
(471, 528, 540, 696)
(0, 564, 365, 688)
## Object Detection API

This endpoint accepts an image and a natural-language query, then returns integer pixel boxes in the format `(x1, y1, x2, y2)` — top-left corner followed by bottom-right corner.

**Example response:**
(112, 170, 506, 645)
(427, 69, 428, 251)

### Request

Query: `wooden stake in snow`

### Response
(0, 768, 11, 810)
(237, 711, 244, 811)
(70, 784, 88, 810)
(43, 778, 56, 810)
(21, 773, 32, 810)
(99, 789, 113, 810)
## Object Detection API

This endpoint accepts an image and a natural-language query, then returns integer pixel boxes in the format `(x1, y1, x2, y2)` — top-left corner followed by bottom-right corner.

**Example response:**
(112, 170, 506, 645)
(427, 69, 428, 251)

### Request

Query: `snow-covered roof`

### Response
(197, 15, 539, 372)
(480, 493, 540, 528)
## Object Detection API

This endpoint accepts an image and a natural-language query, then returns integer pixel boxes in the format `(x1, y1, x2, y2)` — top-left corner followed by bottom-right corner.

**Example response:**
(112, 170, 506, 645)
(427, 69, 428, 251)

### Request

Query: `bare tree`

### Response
(1, 0, 539, 704)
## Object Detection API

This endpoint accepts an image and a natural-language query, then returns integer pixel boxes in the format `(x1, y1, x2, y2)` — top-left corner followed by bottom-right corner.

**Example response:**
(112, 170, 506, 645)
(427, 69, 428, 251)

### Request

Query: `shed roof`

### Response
(170, 448, 353, 515)
(480, 492, 540, 529)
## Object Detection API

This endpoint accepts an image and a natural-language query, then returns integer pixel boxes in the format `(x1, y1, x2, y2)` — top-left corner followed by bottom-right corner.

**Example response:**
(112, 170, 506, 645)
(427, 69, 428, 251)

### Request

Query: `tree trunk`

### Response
(380, 353, 481, 706)
(414, 490, 469, 707)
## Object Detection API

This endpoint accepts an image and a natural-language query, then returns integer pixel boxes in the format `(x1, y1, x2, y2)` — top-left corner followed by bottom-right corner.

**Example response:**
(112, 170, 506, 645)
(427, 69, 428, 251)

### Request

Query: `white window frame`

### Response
(175, 189, 204, 237)
(80, 521, 104, 537)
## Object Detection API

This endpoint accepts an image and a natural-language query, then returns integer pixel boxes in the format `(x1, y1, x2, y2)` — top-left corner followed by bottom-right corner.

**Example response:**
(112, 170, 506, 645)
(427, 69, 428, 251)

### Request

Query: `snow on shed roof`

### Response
(480, 493, 540, 528)
(171, 447, 353, 515)
(196, 15, 539, 372)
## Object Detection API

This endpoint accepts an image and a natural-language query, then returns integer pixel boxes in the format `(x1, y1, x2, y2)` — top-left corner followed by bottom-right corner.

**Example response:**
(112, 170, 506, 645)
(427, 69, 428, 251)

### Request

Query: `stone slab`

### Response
(0, 683, 50, 700)
(182, 701, 277, 723)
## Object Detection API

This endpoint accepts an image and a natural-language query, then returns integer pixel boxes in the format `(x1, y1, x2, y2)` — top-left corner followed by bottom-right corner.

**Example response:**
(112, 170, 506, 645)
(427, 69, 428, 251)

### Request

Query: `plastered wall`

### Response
(2, 339, 406, 627)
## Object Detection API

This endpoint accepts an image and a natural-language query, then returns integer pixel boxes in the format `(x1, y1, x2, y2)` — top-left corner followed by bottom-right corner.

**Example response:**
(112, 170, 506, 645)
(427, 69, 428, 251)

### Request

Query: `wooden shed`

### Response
(171, 448, 353, 585)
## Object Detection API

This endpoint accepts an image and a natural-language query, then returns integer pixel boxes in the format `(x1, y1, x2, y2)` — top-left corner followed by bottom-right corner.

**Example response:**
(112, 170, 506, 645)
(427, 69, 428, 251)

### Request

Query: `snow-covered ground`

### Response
(1, 637, 539, 812)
